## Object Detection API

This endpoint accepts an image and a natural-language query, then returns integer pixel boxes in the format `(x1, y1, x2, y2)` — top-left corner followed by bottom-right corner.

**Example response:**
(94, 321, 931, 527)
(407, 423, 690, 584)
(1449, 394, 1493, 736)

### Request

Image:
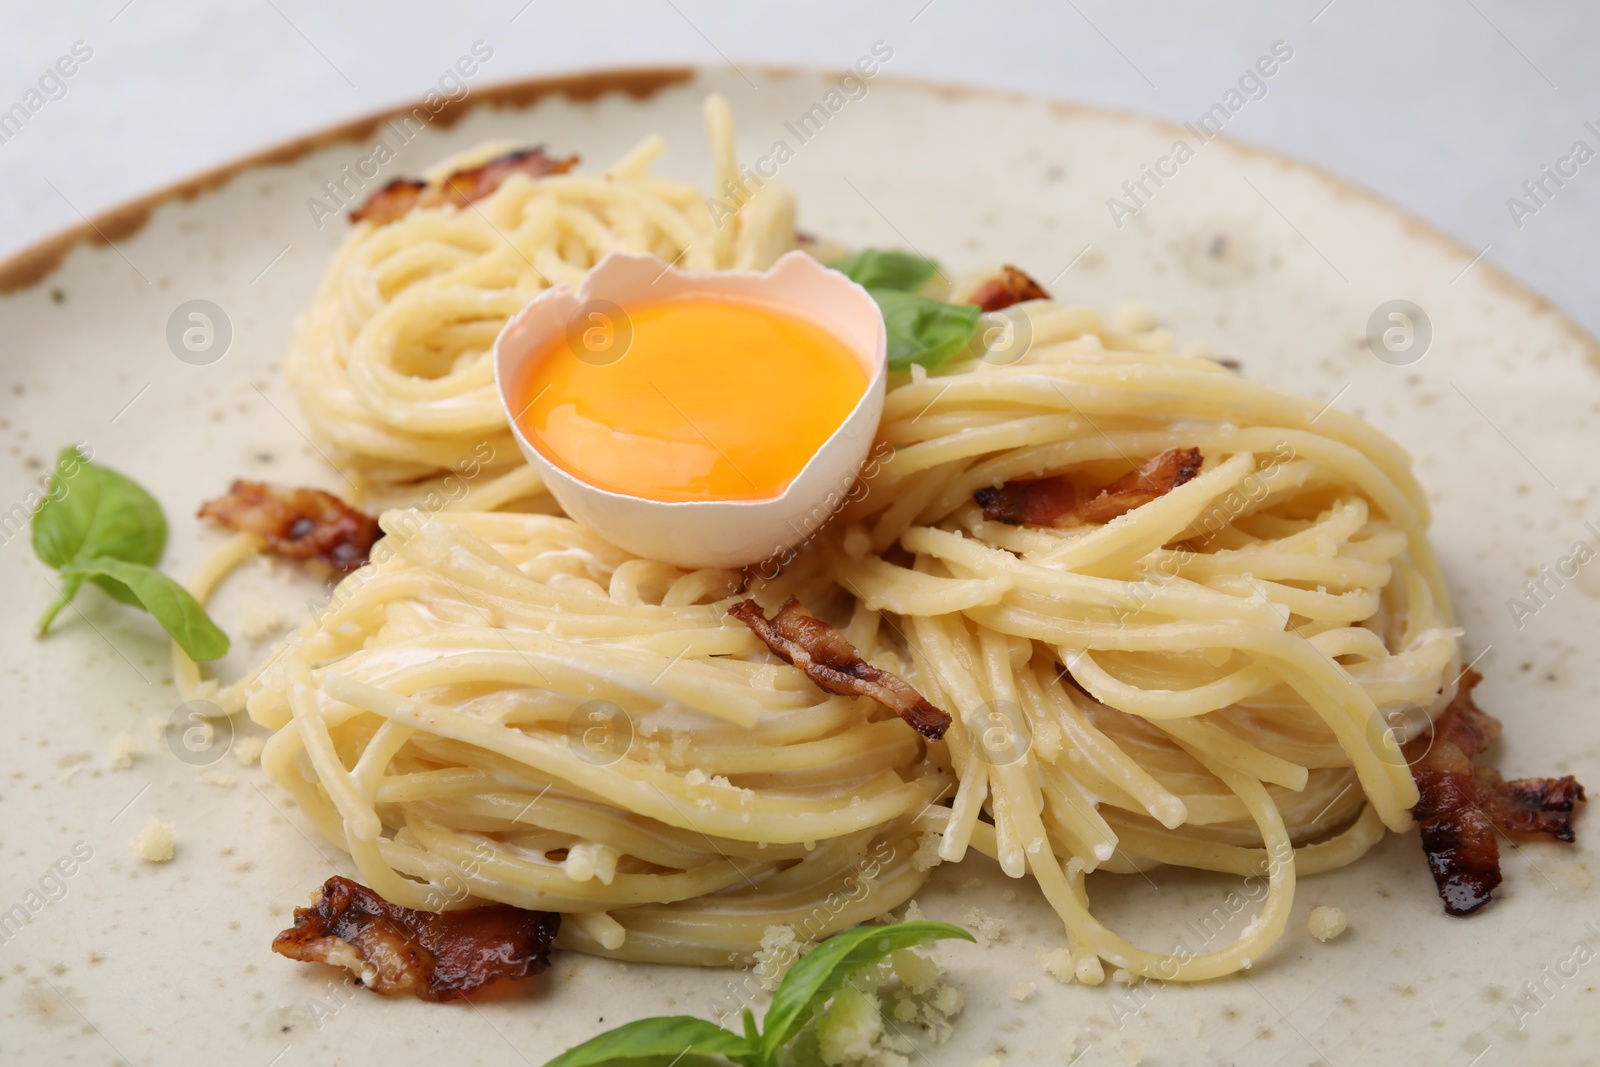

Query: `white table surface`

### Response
(3, 1, 1597, 336)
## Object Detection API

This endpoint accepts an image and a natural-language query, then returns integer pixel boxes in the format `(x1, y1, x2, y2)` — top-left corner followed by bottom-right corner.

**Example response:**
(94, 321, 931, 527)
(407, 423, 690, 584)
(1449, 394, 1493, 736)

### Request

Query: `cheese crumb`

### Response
(753, 924, 802, 991)
(1008, 981, 1034, 1002)
(1041, 948, 1075, 983)
(1106, 1033, 1144, 1066)
(959, 906, 1005, 946)
(1308, 905, 1349, 942)
(999, 888, 1017, 903)
(55, 756, 89, 784)
(131, 817, 175, 862)
(903, 899, 926, 923)
(912, 832, 943, 872)
(684, 768, 708, 786)
(890, 948, 939, 995)
(809, 944, 965, 1064)
(817, 985, 888, 1066)
(235, 601, 285, 641)
(1058, 1027, 1079, 1059)
(108, 732, 140, 770)
(199, 771, 236, 788)
(233, 736, 266, 766)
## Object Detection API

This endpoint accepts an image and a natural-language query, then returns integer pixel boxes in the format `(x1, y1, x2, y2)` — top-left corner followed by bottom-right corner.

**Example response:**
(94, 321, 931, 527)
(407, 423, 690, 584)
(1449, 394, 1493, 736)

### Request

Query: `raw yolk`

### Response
(515, 296, 868, 502)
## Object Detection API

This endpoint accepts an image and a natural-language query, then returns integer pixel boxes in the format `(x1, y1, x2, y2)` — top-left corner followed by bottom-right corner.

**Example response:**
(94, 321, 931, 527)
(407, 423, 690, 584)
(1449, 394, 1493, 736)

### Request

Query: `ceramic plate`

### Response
(2, 68, 1596, 1067)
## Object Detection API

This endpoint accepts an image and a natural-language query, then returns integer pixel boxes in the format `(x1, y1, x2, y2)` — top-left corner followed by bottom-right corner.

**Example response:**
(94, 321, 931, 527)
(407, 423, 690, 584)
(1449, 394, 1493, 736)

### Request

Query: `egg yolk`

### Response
(514, 296, 868, 502)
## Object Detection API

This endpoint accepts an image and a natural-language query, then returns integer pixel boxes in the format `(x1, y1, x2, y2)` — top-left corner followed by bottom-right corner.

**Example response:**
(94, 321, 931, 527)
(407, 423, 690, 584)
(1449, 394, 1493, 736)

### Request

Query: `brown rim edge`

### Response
(0, 66, 694, 295)
(1, 64, 1595, 368)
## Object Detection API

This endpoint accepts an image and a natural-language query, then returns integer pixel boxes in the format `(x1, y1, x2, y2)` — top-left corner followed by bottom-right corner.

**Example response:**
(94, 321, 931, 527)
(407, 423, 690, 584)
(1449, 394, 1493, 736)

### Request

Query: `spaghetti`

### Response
(188, 97, 1465, 984)
(285, 95, 796, 508)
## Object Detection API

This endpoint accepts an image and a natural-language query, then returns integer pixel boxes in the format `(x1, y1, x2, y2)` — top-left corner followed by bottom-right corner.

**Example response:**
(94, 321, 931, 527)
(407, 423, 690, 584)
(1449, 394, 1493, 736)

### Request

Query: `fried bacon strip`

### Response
(1405, 671, 1585, 915)
(966, 265, 1051, 313)
(975, 447, 1203, 527)
(350, 146, 579, 226)
(729, 598, 951, 740)
(272, 877, 560, 1001)
(199, 480, 380, 572)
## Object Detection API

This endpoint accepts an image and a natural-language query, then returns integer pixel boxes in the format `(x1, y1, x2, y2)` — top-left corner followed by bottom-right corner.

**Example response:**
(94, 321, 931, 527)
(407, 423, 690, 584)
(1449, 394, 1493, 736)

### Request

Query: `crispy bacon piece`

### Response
(199, 480, 380, 572)
(348, 179, 427, 226)
(350, 147, 579, 226)
(1406, 671, 1585, 915)
(729, 598, 951, 740)
(272, 877, 560, 1001)
(975, 447, 1203, 527)
(1479, 771, 1585, 840)
(967, 265, 1051, 313)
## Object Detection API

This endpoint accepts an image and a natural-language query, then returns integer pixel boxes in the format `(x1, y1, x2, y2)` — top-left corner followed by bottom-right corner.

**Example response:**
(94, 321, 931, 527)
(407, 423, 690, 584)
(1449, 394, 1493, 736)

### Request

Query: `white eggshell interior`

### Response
(493, 249, 889, 570)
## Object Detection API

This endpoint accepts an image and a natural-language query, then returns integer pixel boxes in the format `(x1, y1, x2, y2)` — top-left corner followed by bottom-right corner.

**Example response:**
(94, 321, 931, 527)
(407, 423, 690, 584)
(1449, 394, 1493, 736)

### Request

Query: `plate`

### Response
(2, 67, 1596, 1067)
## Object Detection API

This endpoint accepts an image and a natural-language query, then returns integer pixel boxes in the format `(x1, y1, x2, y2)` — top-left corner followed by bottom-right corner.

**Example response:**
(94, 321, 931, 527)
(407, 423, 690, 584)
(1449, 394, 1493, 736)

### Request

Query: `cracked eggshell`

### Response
(494, 250, 888, 570)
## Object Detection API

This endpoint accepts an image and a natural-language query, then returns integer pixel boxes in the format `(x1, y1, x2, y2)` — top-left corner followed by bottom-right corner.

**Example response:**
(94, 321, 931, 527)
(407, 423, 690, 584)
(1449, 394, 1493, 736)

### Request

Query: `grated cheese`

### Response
(809, 943, 965, 1066)
(108, 732, 140, 770)
(131, 817, 175, 862)
(235, 601, 286, 641)
(959, 906, 1005, 946)
(753, 923, 802, 991)
(233, 735, 266, 766)
(1308, 905, 1349, 942)
(1042, 948, 1076, 984)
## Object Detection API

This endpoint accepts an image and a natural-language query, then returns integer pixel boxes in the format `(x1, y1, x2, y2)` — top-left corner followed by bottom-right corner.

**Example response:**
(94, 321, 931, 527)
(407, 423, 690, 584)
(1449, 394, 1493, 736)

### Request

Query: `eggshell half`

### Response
(493, 250, 889, 570)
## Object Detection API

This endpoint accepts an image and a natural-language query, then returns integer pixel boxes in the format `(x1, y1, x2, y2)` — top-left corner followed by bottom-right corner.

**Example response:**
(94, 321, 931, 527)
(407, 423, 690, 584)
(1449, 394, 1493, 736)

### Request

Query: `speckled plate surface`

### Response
(2, 68, 1597, 1067)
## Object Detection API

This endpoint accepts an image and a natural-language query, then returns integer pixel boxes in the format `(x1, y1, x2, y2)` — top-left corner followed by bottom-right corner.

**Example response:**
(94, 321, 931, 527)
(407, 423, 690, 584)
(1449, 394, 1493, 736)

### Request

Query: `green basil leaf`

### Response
(870, 289, 981, 371)
(59, 557, 230, 662)
(33, 447, 167, 570)
(829, 249, 940, 293)
(542, 1015, 753, 1067)
(35, 574, 86, 635)
(760, 921, 974, 1061)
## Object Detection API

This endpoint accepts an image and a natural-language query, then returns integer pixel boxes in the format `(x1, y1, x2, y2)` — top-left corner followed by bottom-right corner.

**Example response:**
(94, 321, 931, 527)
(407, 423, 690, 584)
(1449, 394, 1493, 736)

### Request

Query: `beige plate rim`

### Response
(3, 64, 1597, 369)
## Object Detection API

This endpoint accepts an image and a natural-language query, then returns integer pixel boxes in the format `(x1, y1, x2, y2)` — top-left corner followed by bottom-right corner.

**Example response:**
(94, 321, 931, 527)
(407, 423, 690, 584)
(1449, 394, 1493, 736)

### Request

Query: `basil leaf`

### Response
(33, 446, 167, 570)
(829, 249, 940, 293)
(871, 289, 981, 371)
(760, 921, 974, 1061)
(33, 447, 170, 632)
(542, 1015, 754, 1067)
(58, 557, 230, 662)
(35, 574, 87, 636)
